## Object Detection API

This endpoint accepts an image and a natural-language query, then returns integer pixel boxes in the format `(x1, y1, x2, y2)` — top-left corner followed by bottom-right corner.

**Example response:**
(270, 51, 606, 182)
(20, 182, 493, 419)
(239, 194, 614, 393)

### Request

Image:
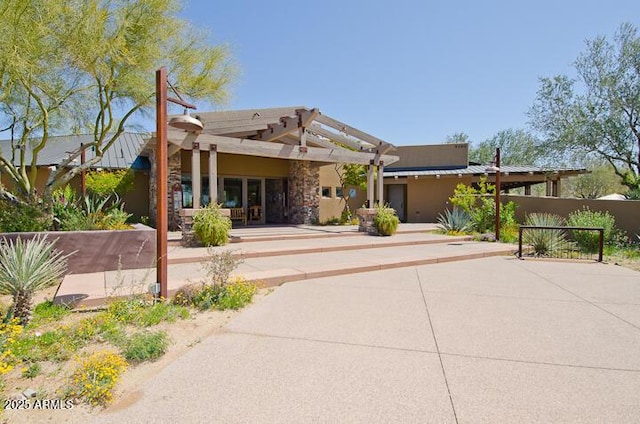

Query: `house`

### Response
(1, 107, 588, 229)
(382, 144, 586, 222)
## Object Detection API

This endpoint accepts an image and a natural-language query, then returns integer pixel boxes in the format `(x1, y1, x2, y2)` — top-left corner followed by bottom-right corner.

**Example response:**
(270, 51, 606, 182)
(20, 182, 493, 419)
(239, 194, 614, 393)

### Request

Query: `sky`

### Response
(177, 0, 640, 146)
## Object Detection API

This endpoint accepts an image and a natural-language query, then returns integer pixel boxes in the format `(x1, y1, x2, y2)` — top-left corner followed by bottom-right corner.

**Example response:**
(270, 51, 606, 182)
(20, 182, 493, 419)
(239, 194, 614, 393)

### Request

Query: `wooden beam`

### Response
(307, 123, 369, 151)
(209, 145, 218, 204)
(196, 106, 305, 124)
(192, 142, 201, 209)
(304, 133, 353, 151)
(296, 108, 319, 127)
(316, 113, 394, 150)
(168, 131, 399, 165)
(367, 165, 374, 207)
(377, 163, 384, 206)
(256, 116, 299, 142)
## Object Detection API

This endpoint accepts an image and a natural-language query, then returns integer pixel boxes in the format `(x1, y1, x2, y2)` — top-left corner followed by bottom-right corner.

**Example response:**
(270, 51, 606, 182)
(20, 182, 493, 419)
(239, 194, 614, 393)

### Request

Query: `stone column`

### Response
(168, 152, 182, 230)
(148, 147, 182, 230)
(148, 147, 157, 227)
(288, 160, 319, 224)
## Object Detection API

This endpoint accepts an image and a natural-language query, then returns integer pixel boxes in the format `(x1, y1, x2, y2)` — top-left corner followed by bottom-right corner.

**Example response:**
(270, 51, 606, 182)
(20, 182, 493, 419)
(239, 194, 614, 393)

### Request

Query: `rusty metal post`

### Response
(495, 148, 501, 241)
(156, 68, 168, 300)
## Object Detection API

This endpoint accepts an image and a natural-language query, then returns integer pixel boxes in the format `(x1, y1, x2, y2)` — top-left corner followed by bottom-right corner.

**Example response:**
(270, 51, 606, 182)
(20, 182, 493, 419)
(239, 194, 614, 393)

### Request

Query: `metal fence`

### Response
(518, 225, 604, 262)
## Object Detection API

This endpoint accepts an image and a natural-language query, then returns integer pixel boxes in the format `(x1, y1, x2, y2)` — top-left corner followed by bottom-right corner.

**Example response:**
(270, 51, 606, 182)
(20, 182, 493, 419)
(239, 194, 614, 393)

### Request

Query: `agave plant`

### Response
(437, 207, 473, 234)
(0, 236, 72, 325)
(523, 213, 573, 257)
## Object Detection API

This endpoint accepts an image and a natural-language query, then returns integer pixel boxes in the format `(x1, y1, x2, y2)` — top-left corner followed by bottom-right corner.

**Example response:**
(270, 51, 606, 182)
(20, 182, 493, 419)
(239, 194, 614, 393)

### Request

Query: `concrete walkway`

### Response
(93, 257, 640, 423)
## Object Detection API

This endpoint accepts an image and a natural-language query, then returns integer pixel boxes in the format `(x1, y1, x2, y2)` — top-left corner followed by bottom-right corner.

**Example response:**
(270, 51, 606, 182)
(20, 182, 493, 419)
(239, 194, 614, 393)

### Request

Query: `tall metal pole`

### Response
(156, 68, 168, 299)
(495, 147, 501, 241)
(80, 143, 86, 196)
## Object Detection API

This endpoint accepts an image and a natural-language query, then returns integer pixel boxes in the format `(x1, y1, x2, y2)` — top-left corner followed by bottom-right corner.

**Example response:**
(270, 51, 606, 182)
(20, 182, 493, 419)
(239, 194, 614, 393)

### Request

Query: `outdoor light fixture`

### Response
(484, 148, 501, 241)
(169, 109, 203, 132)
(156, 67, 200, 300)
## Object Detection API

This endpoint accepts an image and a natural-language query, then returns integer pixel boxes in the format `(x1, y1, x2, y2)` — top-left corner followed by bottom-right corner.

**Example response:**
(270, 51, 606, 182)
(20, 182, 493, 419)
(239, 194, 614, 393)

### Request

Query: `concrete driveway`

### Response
(95, 257, 640, 423)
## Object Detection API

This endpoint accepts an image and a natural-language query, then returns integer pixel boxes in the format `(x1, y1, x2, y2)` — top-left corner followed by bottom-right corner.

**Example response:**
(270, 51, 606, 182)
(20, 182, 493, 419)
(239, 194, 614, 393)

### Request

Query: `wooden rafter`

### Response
(166, 131, 399, 165)
(307, 123, 370, 151)
(315, 113, 394, 151)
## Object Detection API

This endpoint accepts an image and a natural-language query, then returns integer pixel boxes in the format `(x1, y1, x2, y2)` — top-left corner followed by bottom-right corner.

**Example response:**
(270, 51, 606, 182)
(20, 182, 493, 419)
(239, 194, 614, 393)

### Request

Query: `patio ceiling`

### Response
(164, 106, 399, 166)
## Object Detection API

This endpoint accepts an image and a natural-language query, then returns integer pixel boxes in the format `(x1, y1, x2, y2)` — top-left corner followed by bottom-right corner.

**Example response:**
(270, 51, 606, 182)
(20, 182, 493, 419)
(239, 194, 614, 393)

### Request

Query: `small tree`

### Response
(335, 163, 366, 222)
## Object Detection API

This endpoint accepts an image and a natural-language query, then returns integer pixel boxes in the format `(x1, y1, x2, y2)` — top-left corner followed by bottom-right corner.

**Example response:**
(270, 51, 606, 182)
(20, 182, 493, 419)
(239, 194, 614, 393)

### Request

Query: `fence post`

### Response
(518, 226, 523, 258)
(598, 228, 604, 262)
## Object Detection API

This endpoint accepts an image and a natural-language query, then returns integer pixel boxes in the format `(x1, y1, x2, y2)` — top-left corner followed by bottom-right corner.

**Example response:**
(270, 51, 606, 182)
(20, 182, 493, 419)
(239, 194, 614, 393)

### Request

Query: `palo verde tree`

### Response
(335, 163, 367, 222)
(529, 23, 640, 191)
(0, 0, 233, 204)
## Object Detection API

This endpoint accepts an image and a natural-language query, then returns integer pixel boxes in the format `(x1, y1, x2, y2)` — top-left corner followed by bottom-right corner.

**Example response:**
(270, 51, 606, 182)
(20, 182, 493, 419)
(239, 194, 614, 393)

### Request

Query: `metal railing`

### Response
(518, 225, 604, 262)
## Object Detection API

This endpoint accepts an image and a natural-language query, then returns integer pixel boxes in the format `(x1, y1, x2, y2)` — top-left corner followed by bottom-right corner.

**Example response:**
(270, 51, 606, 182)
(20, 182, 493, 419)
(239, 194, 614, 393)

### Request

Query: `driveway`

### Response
(95, 256, 640, 423)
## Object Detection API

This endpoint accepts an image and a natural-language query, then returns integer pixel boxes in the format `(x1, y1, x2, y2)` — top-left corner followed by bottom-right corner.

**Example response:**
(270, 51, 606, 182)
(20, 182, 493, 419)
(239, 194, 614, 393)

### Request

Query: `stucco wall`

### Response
(503, 195, 640, 239)
(403, 176, 473, 222)
(180, 151, 289, 177)
(392, 144, 468, 169)
(318, 164, 367, 223)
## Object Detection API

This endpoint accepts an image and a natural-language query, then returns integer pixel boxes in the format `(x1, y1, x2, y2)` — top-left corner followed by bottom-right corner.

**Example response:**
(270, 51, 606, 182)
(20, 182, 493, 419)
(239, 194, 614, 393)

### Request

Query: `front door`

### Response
(388, 184, 406, 222)
(265, 178, 287, 224)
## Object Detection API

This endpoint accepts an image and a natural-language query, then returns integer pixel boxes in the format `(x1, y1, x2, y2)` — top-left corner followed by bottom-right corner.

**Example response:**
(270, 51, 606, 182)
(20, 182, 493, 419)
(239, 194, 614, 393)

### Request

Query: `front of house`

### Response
(1, 106, 587, 229)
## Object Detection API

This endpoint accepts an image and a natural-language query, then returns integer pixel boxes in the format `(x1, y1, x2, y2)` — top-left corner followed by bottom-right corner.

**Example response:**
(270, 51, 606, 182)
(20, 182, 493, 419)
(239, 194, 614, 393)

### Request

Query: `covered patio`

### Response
(147, 106, 398, 228)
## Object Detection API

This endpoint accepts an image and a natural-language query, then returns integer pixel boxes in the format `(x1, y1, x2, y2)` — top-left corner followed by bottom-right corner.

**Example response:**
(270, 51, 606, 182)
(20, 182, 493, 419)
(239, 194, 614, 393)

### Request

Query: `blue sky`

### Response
(179, 0, 640, 146)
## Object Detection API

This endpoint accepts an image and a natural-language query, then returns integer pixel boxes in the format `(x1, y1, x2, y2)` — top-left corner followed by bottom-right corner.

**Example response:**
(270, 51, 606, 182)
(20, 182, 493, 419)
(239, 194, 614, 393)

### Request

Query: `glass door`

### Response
(222, 178, 243, 209)
(247, 179, 263, 224)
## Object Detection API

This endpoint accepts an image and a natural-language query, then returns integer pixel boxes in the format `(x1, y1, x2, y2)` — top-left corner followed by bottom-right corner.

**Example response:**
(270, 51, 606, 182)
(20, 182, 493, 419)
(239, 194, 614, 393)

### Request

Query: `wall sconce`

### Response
(436, 174, 441, 179)
(394, 175, 398, 180)
(458, 173, 463, 178)
(414, 175, 418, 179)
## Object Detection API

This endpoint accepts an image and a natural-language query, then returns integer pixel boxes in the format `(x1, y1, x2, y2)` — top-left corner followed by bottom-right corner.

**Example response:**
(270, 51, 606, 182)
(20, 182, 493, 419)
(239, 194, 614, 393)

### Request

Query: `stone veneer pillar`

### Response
(288, 160, 319, 224)
(148, 148, 182, 230)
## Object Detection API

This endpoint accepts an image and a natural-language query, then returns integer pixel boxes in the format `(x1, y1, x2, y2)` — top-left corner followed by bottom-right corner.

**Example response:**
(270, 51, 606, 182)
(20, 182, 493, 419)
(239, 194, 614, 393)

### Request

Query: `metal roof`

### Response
(384, 165, 586, 177)
(0, 132, 149, 169)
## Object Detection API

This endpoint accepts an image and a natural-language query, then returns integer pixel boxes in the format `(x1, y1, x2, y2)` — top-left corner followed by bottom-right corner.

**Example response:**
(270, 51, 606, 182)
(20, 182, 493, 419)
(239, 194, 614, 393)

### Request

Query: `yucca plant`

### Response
(0, 236, 72, 325)
(523, 213, 573, 257)
(437, 208, 473, 234)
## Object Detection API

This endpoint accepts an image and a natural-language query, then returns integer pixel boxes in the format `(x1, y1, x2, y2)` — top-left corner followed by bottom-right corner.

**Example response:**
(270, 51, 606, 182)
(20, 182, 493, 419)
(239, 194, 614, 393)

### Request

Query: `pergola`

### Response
(165, 106, 399, 209)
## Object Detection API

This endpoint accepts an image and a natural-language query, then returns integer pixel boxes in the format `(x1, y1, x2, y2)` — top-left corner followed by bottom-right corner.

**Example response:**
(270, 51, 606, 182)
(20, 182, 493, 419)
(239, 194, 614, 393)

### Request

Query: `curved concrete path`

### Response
(93, 257, 640, 423)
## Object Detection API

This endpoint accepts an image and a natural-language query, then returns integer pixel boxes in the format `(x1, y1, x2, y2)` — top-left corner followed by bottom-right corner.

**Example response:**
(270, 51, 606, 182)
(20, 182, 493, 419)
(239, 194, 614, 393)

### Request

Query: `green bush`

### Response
(173, 278, 257, 311)
(85, 169, 134, 196)
(437, 208, 473, 234)
(567, 207, 618, 253)
(523, 213, 572, 256)
(192, 203, 231, 246)
(52, 188, 131, 231)
(121, 330, 169, 363)
(373, 204, 399, 236)
(29, 301, 71, 328)
(0, 199, 51, 232)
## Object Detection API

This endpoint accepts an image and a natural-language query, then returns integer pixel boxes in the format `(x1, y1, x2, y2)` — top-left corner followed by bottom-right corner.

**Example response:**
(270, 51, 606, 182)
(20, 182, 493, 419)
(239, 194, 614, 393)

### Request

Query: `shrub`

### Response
(105, 297, 188, 327)
(523, 213, 573, 256)
(437, 208, 473, 234)
(0, 319, 22, 375)
(567, 207, 618, 252)
(21, 362, 41, 379)
(0, 199, 51, 232)
(121, 330, 169, 363)
(0, 235, 72, 325)
(85, 169, 134, 197)
(52, 190, 131, 231)
(215, 277, 258, 310)
(192, 203, 232, 246)
(373, 204, 399, 236)
(29, 301, 71, 327)
(68, 351, 127, 406)
(200, 249, 243, 287)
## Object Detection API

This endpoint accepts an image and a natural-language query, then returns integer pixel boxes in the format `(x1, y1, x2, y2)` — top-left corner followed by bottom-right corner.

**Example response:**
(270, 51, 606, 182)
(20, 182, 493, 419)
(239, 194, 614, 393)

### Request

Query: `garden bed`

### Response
(0, 224, 155, 274)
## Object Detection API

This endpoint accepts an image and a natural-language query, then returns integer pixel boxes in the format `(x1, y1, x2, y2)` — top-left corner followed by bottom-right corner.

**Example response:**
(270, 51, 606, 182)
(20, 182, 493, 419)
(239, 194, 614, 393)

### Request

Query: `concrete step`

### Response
(56, 240, 517, 309)
(167, 232, 474, 265)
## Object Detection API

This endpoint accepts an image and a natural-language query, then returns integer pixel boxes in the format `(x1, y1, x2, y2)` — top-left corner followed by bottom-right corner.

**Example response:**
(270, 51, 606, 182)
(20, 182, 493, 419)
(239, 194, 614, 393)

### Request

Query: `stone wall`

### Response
(288, 160, 320, 224)
(148, 148, 182, 230)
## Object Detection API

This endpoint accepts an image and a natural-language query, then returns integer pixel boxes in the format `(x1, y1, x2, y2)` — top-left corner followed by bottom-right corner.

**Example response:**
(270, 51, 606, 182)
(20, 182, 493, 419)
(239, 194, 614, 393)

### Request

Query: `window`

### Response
(335, 187, 344, 199)
(321, 186, 331, 198)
